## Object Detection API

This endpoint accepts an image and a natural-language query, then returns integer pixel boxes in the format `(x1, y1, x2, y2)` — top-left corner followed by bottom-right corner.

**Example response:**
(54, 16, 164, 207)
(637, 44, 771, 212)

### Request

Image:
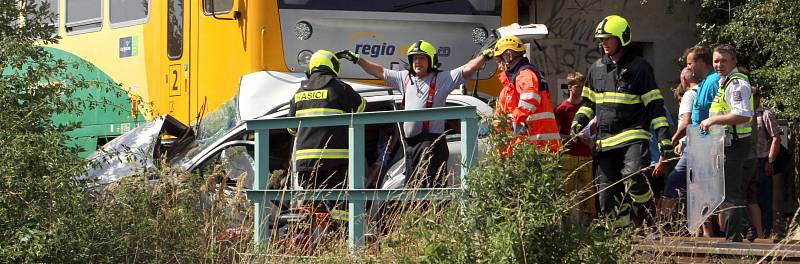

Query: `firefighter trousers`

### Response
(298, 165, 348, 212)
(595, 142, 655, 228)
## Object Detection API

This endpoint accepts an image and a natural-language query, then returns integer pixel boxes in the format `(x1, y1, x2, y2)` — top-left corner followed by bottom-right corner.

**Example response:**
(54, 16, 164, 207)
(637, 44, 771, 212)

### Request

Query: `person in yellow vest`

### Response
(699, 44, 756, 242)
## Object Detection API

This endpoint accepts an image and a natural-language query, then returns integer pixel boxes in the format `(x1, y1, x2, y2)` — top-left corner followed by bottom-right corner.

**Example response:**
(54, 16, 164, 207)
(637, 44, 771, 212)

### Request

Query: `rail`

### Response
(243, 106, 479, 253)
(634, 236, 800, 262)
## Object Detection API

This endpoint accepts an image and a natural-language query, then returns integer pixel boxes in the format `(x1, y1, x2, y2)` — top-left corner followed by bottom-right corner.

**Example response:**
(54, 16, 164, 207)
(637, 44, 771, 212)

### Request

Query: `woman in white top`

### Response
(656, 67, 705, 235)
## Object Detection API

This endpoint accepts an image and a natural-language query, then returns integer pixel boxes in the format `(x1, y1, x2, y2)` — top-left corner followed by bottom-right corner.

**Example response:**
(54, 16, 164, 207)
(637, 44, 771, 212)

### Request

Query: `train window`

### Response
(65, 0, 102, 34)
(203, 0, 233, 15)
(6, 17, 17, 30)
(110, 0, 149, 28)
(167, 0, 183, 59)
(27, 0, 58, 33)
(7, 3, 21, 30)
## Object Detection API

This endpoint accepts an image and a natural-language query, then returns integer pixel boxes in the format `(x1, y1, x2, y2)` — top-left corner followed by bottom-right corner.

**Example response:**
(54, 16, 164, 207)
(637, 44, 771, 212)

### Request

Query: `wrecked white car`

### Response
(86, 70, 492, 200)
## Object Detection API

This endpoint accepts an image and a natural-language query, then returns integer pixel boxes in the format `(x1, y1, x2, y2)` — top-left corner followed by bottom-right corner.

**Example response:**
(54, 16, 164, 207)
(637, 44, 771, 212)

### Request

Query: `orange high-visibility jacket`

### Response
(496, 61, 560, 153)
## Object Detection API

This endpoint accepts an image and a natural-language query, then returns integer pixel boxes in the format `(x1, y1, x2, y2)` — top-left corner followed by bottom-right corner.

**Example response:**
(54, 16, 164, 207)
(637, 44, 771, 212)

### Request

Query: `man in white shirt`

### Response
(699, 44, 756, 242)
(336, 40, 491, 187)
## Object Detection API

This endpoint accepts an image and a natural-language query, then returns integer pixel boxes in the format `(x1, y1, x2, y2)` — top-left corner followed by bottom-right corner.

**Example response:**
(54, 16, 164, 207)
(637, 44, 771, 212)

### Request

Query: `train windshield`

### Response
(278, 0, 501, 16)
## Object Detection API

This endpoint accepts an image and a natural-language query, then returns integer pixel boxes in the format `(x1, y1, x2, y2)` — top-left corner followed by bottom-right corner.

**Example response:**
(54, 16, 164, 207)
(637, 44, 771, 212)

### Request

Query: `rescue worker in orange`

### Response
(492, 36, 560, 154)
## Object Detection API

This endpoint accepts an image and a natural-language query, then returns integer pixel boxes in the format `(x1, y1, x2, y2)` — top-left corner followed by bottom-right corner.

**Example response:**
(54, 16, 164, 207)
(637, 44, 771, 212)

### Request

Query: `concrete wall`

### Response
(521, 0, 701, 115)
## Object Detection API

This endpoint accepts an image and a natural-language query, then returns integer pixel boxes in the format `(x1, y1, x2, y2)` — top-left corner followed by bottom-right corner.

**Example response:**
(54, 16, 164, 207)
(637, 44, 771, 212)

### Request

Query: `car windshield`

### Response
(170, 96, 240, 167)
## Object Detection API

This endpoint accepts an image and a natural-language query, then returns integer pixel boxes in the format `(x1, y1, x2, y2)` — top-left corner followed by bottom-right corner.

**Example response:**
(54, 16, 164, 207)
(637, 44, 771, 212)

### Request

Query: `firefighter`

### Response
(491, 35, 560, 153)
(288, 50, 366, 212)
(571, 15, 671, 228)
(336, 40, 490, 187)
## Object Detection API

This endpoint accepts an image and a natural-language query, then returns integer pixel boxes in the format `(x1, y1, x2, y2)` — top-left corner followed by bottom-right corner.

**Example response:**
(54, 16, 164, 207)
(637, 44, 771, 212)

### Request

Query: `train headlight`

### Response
(297, 50, 313, 68)
(295, 21, 312, 40)
(472, 26, 488, 44)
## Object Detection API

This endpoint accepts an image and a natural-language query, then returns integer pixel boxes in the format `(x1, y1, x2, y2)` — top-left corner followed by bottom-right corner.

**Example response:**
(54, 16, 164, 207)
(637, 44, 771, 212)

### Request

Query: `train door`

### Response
(162, 0, 193, 124)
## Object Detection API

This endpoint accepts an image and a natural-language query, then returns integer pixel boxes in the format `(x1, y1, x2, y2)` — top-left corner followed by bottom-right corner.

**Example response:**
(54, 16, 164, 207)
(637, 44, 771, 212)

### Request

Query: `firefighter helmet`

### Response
(407, 40, 438, 70)
(493, 35, 526, 57)
(308, 50, 340, 76)
(595, 15, 631, 46)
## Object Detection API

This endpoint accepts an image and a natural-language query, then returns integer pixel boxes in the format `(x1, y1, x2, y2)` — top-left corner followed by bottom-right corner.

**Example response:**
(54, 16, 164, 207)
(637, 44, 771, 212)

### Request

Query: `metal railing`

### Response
(243, 106, 479, 253)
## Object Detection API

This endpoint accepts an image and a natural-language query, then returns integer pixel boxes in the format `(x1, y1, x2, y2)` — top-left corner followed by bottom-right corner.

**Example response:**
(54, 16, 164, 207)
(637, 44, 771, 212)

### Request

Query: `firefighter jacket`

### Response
(573, 52, 670, 152)
(496, 57, 560, 153)
(288, 72, 366, 172)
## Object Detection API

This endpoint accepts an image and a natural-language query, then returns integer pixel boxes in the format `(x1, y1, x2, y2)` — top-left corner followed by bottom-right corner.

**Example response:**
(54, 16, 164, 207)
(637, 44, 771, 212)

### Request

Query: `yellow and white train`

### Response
(41, 0, 517, 156)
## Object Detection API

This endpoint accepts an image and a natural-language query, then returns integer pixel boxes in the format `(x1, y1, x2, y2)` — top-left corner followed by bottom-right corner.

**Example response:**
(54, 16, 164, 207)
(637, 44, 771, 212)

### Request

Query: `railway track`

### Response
(634, 237, 800, 263)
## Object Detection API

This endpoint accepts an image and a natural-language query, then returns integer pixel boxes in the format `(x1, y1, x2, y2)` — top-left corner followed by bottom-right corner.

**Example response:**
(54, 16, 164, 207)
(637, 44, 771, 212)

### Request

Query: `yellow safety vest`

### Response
(709, 72, 753, 135)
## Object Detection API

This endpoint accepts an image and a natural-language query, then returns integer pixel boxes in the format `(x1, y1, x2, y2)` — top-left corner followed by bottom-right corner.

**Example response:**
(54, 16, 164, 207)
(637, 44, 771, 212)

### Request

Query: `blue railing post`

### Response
(253, 129, 271, 245)
(348, 124, 366, 253)
(460, 116, 478, 186)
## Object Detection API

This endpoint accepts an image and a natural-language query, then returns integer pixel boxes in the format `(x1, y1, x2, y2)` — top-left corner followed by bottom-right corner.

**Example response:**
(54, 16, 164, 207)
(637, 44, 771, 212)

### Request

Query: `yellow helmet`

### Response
(595, 15, 631, 46)
(493, 36, 526, 57)
(307, 50, 340, 76)
(407, 40, 438, 70)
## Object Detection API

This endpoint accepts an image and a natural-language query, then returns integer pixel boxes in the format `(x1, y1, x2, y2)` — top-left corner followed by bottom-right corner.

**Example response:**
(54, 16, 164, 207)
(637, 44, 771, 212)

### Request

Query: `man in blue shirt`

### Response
(685, 45, 720, 237)
(689, 46, 720, 125)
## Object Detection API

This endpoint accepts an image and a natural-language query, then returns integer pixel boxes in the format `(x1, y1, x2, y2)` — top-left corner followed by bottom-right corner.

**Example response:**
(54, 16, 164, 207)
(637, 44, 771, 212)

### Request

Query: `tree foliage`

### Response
(0, 3, 249, 261)
(0, 0, 101, 261)
(697, 0, 800, 118)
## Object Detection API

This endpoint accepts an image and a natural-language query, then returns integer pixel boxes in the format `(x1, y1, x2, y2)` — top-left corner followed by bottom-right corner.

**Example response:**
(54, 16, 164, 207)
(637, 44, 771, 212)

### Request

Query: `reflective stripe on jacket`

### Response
(572, 53, 670, 152)
(288, 72, 366, 172)
(496, 58, 560, 153)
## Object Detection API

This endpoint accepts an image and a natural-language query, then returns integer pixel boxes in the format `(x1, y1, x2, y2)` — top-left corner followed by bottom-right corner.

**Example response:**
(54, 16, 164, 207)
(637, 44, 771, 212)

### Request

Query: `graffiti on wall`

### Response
(530, 0, 604, 77)
(529, 0, 693, 109)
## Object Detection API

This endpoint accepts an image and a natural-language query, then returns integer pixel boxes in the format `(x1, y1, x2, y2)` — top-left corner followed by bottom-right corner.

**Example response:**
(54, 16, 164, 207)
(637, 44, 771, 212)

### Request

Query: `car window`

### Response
(170, 97, 239, 166)
(386, 99, 490, 140)
(197, 145, 255, 189)
(443, 102, 463, 140)
(360, 100, 403, 188)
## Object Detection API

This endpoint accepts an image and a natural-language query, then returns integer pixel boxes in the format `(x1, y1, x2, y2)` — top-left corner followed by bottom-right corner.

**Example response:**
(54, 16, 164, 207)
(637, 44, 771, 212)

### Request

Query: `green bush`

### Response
(0, 130, 98, 262)
(1, 1, 102, 261)
(412, 126, 633, 263)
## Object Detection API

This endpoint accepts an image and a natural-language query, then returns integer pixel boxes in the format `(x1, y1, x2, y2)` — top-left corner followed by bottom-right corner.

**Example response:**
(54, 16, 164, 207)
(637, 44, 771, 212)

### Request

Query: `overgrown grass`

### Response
(89, 123, 636, 263)
(84, 160, 253, 263)
(14, 120, 800, 263)
(407, 130, 634, 263)
(235, 122, 634, 263)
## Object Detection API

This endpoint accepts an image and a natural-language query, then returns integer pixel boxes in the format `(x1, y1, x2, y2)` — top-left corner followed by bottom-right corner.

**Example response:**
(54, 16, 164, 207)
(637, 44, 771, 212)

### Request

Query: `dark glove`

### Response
(479, 35, 497, 61)
(570, 121, 583, 138)
(335, 50, 360, 64)
(658, 139, 674, 158)
(481, 47, 494, 61)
